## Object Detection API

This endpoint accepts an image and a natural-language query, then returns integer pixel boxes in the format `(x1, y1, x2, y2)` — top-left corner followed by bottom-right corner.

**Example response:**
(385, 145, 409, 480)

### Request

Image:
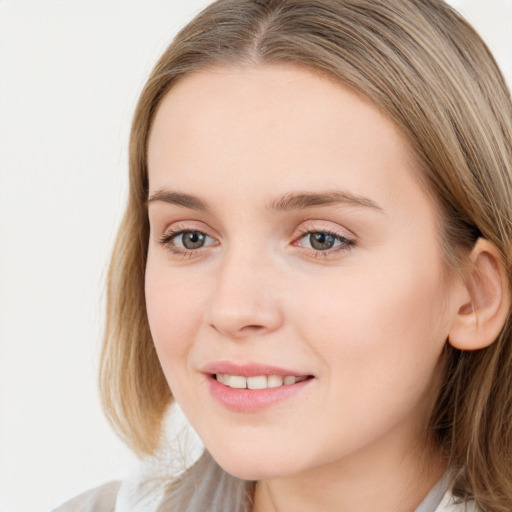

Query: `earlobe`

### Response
(448, 238, 510, 351)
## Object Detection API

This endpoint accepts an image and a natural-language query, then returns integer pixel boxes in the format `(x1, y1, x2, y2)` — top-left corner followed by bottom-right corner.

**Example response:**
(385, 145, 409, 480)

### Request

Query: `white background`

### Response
(0, 1, 510, 511)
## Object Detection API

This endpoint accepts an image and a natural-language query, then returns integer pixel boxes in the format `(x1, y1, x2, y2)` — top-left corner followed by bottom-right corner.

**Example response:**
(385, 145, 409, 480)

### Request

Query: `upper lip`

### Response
(201, 361, 312, 378)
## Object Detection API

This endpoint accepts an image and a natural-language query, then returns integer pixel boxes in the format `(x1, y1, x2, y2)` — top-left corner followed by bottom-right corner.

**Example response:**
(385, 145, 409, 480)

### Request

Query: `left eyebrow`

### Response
(269, 190, 384, 213)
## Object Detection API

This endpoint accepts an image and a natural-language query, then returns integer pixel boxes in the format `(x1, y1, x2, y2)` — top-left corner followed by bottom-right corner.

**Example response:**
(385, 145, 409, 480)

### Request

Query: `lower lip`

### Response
(207, 375, 313, 412)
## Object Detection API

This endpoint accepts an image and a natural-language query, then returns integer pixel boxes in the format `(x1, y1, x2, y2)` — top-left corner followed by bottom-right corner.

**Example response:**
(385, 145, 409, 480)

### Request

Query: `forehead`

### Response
(147, 64, 423, 211)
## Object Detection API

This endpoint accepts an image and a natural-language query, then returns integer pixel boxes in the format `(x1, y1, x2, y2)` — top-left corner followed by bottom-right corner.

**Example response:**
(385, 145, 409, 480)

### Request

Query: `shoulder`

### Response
(52, 481, 121, 512)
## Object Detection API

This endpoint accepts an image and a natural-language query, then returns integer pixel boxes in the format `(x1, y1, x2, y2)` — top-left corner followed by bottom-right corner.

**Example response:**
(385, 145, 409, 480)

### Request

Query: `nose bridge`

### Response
(205, 241, 283, 338)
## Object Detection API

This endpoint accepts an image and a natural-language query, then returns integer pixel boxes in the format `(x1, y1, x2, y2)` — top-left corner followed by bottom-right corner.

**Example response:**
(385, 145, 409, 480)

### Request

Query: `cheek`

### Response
(294, 254, 451, 380)
(284, 259, 451, 457)
(145, 265, 205, 365)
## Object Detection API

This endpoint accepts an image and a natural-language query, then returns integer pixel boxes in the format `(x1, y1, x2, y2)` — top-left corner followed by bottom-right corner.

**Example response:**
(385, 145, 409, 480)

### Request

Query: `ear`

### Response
(448, 238, 510, 351)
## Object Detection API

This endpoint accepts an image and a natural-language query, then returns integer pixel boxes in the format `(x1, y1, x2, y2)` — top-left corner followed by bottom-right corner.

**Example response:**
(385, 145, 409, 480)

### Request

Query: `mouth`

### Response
(214, 373, 312, 389)
(202, 363, 315, 412)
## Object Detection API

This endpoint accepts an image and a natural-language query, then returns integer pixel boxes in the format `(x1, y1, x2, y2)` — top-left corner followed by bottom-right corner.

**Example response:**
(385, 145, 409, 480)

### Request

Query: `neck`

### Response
(252, 436, 447, 512)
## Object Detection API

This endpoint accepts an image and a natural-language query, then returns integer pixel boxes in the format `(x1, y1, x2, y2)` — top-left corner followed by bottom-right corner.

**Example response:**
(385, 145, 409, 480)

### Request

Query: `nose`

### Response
(204, 249, 284, 339)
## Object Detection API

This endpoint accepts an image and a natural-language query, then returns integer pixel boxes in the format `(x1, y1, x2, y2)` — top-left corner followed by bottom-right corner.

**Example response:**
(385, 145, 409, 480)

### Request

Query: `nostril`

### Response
(209, 322, 266, 336)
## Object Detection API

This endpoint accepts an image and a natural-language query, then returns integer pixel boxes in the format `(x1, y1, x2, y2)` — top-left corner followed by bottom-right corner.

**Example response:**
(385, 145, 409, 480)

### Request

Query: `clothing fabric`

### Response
(52, 481, 120, 512)
(52, 454, 479, 512)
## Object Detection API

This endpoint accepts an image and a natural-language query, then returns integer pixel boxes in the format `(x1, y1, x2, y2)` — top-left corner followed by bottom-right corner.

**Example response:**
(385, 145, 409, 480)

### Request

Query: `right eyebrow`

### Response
(147, 190, 210, 212)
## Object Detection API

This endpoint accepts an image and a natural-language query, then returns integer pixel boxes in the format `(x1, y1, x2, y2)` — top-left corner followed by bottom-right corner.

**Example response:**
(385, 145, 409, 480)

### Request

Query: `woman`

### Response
(55, 0, 512, 510)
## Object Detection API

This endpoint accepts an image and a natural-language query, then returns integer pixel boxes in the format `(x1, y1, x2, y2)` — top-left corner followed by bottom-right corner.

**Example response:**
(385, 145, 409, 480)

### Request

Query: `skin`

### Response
(145, 64, 463, 512)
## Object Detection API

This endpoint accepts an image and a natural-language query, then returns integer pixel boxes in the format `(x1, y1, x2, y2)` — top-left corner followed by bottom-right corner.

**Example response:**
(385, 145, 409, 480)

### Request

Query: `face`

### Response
(145, 64, 460, 482)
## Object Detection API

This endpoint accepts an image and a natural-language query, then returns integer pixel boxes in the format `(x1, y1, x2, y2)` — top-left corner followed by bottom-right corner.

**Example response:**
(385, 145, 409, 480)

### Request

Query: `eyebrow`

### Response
(269, 190, 383, 212)
(147, 190, 209, 211)
(147, 189, 383, 213)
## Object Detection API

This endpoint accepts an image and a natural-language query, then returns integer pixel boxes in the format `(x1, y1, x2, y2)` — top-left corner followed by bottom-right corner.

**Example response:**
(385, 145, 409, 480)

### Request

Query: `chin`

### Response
(207, 444, 306, 481)
(216, 459, 288, 481)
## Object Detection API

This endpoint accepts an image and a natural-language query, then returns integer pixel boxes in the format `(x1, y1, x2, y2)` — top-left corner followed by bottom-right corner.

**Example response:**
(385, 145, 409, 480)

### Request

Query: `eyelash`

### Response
(158, 226, 355, 258)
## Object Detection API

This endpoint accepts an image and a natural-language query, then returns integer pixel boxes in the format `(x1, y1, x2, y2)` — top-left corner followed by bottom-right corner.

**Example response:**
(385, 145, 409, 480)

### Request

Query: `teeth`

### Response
(267, 375, 284, 388)
(228, 375, 247, 389)
(216, 374, 305, 389)
(247, 376, 268, 390)
(284, 376, 296, 385)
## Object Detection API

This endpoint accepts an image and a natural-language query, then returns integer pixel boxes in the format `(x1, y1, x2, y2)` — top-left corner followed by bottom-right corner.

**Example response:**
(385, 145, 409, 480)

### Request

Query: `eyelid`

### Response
(159, 219, 216, 239)
(294, 220, 355, 240)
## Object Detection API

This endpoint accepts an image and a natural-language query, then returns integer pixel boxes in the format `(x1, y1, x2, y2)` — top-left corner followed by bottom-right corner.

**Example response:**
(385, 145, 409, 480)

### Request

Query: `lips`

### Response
(201, 361, 312, 378)
(201, 362, 315, 412)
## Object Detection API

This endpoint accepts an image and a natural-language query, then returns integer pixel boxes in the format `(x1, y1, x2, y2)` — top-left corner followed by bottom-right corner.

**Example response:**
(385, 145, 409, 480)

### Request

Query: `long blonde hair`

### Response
(100, 1, 512, 509)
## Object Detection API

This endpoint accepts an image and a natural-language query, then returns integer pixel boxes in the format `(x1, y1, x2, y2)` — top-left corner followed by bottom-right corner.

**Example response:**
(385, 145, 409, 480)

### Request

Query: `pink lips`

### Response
(201, 361, 314, 413)
(201, 361, 310, 378)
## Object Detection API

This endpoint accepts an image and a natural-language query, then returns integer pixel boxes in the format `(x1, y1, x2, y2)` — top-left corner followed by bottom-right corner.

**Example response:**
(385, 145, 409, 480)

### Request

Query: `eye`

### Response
(175, 231, 209, 250)
(297, 230, 353, 252)
(160, 229, 217, 253)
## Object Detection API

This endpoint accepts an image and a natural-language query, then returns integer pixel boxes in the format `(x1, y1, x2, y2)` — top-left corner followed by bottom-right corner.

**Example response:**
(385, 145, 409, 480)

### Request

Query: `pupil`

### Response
(310, 232, 335, 251)
(183, 232, 205, 249)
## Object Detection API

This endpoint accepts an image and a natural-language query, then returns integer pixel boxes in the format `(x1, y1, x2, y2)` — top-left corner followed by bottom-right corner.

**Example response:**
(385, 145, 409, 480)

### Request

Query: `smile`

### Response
(215, 374, 310, 389)
(206, 369, 315, 412)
